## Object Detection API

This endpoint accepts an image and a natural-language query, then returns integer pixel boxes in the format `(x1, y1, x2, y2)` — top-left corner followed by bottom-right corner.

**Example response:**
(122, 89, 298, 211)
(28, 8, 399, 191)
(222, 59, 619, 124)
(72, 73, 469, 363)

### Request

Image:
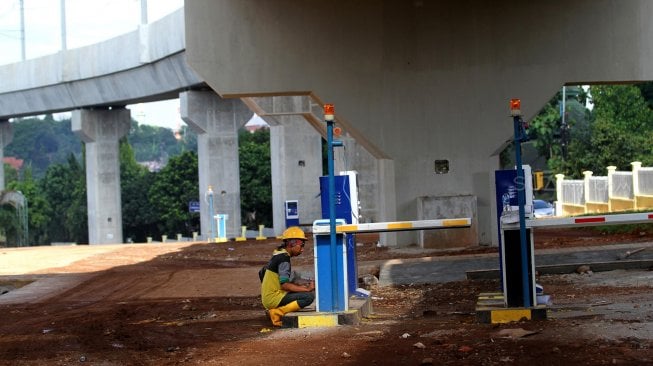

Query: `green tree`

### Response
(528, 100, 561, 159)
(7, 167, 50, 244)
(148, 151, 199, 235)
(120, 139, 158, 242)
(128, 121, 195, 162)
(41, 156, 76, 242)
(556, 85, 653, 177)
(239, 128, 272, 228)
(5, 117, 82, 178)
(0, 204, 18, 246)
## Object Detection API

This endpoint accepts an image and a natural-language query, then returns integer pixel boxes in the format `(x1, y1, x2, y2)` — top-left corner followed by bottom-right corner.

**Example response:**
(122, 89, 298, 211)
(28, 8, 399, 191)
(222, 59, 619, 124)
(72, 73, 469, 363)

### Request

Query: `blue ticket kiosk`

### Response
(319, 171, 359, 294)
(285, 200, 299, 228)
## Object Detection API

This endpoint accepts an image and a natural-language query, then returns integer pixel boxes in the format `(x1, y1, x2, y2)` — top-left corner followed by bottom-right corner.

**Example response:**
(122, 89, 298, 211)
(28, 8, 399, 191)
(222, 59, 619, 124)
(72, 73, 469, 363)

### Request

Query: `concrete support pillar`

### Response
(377, 158, 397, 246)
(270, 116, 322, 236)
(334, 133, 381, 224)
(0, 120, 12, 191)
(243, 94, 391, 239)
(72, 108, 130, 244)
(180, 90, 251, 240)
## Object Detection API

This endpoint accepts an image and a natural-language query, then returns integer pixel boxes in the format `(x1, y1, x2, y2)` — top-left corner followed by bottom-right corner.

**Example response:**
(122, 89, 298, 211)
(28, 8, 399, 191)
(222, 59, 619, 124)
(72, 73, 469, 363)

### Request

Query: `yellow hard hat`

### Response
(282, 226, 306, 241)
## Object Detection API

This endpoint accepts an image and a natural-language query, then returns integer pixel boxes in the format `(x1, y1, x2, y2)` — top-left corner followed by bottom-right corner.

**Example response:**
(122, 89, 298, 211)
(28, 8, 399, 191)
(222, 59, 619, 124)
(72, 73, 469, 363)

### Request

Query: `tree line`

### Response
(506, 82, 653, 181)
(0, 117, 272, 246)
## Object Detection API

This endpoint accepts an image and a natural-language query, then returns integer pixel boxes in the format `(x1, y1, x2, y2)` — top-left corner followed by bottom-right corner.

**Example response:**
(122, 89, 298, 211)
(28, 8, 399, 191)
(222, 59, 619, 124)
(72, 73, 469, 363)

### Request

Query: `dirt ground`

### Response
(1, 228, 653, 365)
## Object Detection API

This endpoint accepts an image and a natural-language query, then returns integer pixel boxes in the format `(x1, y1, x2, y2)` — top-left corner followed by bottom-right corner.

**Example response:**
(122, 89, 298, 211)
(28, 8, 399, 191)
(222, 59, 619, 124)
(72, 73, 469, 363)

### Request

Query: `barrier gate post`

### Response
(508, 99, 534, 308)
(313, 219, 348, 312)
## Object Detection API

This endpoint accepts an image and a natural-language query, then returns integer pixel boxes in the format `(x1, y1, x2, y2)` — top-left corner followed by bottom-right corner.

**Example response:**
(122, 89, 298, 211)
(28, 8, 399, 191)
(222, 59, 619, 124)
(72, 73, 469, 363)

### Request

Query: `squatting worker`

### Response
(259, 226, 315, 326)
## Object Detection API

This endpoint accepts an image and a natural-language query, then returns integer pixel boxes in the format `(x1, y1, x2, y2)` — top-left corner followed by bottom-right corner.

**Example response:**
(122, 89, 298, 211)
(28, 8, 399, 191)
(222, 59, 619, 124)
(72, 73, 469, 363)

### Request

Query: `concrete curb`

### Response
(466, 259, 653, 280)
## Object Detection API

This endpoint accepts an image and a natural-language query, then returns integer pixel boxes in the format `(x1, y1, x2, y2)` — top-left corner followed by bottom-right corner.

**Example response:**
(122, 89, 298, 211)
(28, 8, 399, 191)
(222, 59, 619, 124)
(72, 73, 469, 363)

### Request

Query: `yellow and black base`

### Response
(476, 292, 547, 324)
(281, 296, 373, 328)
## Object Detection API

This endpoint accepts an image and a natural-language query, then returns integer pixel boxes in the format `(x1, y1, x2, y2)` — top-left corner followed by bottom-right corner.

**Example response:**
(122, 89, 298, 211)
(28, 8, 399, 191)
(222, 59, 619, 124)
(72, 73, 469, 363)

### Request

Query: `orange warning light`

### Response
(334, 126, 342, 137)
(509, 99, 521, 116)
(324, 104, 335, 121)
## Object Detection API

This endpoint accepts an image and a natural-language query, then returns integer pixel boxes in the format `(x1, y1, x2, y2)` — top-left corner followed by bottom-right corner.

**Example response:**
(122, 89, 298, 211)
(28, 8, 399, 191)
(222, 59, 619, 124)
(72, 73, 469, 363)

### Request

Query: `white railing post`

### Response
(555, 173, 565, 216)
(582, 171, 592, 213)
(632, 161, 642, 196)
(632, 161, 642, 209)
(607, 166, 616, 212)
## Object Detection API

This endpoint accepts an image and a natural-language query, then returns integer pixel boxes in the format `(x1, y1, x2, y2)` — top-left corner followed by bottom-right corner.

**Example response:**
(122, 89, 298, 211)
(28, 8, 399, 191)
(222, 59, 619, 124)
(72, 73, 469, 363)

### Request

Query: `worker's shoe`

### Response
(269, 300, 301, 327)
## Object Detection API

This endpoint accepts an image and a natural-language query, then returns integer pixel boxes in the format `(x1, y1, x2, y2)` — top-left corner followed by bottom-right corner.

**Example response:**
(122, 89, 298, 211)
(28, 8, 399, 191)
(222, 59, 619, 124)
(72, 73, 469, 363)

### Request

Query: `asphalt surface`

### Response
(379, 241, 653, 286)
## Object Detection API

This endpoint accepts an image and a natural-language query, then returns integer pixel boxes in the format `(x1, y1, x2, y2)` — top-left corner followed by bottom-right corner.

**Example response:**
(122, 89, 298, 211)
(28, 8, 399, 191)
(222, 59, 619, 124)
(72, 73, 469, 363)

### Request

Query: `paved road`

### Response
(379, 242, 653, 286)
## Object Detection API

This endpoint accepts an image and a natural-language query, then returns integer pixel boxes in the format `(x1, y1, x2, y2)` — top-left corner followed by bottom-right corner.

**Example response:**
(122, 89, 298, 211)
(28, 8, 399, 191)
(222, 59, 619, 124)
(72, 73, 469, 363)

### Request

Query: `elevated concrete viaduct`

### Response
(4, 1, 653, 247)
(0, 9, 341, 244)
(185, 0, 653, 247)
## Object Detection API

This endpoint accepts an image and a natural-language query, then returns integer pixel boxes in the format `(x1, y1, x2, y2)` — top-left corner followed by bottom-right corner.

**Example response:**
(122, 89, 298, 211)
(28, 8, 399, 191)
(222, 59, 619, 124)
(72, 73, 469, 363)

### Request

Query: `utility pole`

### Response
(60, 0, 67, 51)
(19, 0, 26, 60)
(560, 86, 568, 159)
(141, 0, 148, 25)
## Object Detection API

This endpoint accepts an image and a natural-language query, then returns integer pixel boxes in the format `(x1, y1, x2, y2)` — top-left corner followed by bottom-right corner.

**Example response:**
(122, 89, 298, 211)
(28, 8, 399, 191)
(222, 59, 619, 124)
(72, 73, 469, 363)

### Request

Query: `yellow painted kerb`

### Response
(297, 314, 338, 328)
(490, 309, 532, 324)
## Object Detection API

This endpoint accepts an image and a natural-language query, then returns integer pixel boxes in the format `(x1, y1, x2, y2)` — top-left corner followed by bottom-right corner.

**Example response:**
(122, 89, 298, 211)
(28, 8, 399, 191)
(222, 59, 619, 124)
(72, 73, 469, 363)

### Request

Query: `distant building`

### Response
(244, 124, 269, 133)
(3, 157, 24, 171)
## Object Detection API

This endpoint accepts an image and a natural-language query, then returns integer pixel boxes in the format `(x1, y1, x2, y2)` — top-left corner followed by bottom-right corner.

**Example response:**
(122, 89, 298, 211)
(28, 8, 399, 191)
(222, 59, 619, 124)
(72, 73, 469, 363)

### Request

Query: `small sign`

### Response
(189, 201, 200, 213)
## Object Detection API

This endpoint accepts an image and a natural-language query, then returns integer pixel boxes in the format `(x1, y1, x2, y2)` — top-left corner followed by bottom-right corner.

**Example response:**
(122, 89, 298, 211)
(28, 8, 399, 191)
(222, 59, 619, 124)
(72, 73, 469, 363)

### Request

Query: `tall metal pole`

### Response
(561, 86, 567, 159)
(512, 111, 531, 308)
(19, 0, 26, 60)
(60, 0, 67, 51)
(324, 104, 339, 311)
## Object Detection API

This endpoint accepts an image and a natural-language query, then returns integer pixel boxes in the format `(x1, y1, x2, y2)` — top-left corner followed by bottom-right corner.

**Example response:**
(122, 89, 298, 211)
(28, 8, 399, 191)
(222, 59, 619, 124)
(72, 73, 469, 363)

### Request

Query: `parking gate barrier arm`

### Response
(312, 218, 472, 235)
(503, 212, 653, 230)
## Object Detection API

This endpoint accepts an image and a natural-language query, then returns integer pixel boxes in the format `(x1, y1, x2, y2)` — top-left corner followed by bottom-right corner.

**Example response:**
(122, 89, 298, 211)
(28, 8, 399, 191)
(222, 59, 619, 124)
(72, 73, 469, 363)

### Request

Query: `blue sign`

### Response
(188, 201, 200, 213)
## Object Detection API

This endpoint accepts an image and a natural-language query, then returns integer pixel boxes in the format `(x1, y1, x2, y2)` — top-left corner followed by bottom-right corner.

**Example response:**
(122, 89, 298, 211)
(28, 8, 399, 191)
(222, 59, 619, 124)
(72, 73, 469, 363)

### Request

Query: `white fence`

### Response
(555, 162, 653, 216)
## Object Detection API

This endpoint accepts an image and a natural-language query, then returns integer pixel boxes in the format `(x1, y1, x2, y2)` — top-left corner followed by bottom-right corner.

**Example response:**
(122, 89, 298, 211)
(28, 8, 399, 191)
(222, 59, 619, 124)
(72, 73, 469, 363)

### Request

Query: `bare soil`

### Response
(1, 228, 653, 365)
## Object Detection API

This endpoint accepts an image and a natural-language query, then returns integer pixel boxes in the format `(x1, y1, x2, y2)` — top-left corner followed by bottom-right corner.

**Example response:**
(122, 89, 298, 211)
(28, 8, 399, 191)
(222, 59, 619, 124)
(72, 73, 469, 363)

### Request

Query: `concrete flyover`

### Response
(0, 9, 215, 244)
(0, 8, 374, 244)
(0, 9, 201, 119)
(185, 0, 653, 247)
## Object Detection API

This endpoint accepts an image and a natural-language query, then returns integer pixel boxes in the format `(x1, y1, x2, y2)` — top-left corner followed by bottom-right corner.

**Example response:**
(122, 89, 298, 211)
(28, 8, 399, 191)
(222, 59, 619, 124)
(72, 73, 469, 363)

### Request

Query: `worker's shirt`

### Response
(260, 249, 291, 309)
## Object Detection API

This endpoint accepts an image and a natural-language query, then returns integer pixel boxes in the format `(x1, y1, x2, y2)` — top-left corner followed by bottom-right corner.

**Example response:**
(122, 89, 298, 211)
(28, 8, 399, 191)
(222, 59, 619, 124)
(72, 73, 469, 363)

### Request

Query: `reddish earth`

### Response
(1, 227, 653, 365)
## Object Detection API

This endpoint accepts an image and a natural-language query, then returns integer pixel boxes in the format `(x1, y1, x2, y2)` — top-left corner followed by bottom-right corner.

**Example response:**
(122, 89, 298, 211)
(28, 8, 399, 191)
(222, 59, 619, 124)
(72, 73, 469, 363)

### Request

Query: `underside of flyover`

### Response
(185, 0, 653, 247)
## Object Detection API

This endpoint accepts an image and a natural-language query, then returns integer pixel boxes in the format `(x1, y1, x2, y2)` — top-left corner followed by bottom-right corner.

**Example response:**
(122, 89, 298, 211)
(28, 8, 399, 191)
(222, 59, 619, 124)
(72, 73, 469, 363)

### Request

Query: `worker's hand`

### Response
(306, 280, 315, 291)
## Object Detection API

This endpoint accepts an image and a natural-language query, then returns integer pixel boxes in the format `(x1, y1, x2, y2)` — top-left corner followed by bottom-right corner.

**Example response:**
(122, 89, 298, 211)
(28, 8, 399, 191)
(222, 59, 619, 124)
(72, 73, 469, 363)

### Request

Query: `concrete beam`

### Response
(245, 94, 391, 237)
